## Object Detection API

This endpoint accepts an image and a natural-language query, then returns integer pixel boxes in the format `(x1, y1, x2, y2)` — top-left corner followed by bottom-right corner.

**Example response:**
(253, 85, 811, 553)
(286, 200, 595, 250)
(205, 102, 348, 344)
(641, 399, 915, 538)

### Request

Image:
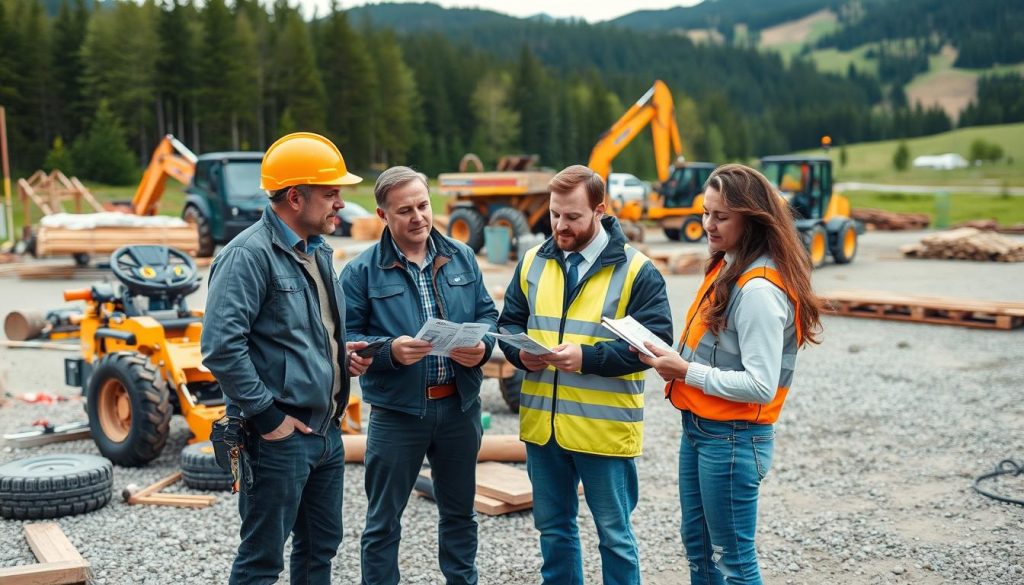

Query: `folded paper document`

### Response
(486, 331, 554, 356)
(414, 318, 490, 357)
(600, 315, 672, 358)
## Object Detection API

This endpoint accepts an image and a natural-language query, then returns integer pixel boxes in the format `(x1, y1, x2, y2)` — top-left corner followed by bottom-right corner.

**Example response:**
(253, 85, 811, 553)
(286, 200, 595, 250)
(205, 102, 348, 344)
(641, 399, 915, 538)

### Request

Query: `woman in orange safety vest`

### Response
(637, 163, 822, 585)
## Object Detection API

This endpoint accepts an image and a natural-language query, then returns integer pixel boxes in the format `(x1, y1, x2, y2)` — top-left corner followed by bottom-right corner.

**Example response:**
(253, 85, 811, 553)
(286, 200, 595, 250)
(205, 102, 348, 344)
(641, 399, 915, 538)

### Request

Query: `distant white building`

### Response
(912, 153, 969, 170)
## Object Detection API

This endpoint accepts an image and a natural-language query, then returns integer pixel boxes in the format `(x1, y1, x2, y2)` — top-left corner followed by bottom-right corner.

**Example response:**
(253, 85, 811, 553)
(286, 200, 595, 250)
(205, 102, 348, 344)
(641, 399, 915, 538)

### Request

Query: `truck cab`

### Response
(182, 152, 265, 257)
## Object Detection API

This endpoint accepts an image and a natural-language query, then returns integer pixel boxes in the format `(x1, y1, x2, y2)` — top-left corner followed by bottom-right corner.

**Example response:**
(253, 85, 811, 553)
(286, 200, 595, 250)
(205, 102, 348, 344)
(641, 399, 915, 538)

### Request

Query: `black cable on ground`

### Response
(972, 459, 1024, 506)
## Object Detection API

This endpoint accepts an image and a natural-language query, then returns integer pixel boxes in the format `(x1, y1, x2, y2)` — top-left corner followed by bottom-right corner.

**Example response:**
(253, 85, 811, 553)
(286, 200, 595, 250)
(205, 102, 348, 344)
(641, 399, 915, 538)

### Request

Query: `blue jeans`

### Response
(679, 412, 774, 585)
(361, 397, 483, 585)
(230, 423, 345, 585)
(526, 440, 641, 585)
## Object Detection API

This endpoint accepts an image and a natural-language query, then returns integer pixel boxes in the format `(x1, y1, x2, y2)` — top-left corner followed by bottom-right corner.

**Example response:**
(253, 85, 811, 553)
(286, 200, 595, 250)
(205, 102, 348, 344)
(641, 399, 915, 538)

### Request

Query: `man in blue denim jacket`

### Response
(202, 133, 373, 585)
(341, 166, 498, 585)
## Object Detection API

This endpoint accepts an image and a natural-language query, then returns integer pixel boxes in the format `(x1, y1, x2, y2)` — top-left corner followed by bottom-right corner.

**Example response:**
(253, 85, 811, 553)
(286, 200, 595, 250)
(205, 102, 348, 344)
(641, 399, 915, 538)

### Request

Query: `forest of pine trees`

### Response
(0, 0, 999, 185)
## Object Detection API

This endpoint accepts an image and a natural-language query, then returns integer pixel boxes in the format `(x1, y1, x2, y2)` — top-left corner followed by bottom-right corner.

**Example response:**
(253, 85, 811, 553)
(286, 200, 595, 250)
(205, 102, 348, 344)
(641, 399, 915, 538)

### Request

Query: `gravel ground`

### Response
(1, 229, 1022, 584)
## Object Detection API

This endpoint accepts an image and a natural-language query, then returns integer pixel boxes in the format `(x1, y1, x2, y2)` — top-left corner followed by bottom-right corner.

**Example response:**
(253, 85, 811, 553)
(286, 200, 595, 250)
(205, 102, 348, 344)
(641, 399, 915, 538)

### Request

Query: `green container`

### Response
(480, 411, 492, 430)
(484, 226, 510, 265)
(934, 190, 951, 229)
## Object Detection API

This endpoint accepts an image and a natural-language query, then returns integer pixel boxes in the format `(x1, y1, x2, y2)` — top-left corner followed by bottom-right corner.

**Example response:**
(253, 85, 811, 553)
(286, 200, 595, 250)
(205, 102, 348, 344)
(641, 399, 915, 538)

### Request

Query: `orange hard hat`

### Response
(260, 132, 362, 192)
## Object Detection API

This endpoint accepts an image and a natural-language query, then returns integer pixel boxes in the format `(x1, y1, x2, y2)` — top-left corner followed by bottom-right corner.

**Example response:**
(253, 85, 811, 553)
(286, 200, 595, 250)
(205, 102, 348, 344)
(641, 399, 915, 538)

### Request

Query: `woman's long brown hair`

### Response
(701, 163, 822, 346)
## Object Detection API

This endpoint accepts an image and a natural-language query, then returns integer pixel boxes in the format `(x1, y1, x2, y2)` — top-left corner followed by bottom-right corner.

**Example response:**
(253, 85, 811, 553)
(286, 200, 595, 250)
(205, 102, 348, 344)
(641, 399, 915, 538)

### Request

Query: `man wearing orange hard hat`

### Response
(203, 132, 373, 585)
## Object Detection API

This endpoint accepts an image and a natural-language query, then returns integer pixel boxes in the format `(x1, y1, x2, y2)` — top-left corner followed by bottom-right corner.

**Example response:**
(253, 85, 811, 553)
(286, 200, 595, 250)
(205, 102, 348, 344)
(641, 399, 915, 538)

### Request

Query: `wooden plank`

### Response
(418, 469, 533, 516)
(127, 472, 182, 502)
(132, 495, 215, 508)
(473, 491, 533, 516)
(0, 559, 90, 584)
(24, 523, 84, 564)
(2, 422, 91, 448)
(475, 462, 532, 505)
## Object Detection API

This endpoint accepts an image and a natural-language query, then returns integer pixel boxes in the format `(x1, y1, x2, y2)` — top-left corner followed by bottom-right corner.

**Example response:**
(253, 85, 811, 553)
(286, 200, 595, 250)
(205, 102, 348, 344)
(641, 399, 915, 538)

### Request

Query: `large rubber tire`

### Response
(498, 370, 524, 414)
(181, 441, 233, 491)
(448, 208, 486, 253)
(803, 224, 828, 269)
(0, 454, 113, 520)
(830, 220, 858, 264)
(681, 216, 705, 242)
(488, 207, 531, 253)
(183, 205, 215, 258)
(663, 228, 681, 241)
(86, 352, 172, 467)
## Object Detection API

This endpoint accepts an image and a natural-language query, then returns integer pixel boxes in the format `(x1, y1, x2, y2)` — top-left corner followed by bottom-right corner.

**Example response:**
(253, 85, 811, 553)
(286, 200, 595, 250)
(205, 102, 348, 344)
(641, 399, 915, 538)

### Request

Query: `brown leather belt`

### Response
(427, 383, 456, 400)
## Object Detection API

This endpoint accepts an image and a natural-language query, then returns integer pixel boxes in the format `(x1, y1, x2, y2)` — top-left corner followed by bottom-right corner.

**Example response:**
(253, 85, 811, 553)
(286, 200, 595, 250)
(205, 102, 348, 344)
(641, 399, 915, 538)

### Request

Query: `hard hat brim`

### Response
(324, 172, 363, 186)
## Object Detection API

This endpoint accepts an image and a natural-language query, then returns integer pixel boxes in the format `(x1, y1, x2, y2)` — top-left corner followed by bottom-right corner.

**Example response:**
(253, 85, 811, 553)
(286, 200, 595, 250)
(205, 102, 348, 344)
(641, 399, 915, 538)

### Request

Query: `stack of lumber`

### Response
(350, 216, 385, 241)
(952, 219, 1024, 235)
(36, 224, 199, 257)
(417, 463, 535, 516)
(821, 289, 1024, 330)
(901, 228, 1024, 262)
(851, 208, 930, 230)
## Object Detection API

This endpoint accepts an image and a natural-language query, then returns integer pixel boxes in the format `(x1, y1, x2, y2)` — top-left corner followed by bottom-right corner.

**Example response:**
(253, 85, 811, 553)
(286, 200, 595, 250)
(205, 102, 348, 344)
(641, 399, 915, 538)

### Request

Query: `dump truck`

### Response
(439, 154, 555, 253)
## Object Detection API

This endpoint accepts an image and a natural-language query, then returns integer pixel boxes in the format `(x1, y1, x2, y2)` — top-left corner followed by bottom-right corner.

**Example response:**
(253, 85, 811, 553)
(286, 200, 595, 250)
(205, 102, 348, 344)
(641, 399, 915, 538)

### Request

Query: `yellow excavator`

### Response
(587, 80, 712, 242)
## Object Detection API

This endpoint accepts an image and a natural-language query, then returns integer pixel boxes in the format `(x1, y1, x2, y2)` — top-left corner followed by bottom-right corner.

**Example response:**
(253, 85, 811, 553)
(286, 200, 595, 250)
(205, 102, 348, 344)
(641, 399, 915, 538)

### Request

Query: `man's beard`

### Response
(555, 219, 598, 252)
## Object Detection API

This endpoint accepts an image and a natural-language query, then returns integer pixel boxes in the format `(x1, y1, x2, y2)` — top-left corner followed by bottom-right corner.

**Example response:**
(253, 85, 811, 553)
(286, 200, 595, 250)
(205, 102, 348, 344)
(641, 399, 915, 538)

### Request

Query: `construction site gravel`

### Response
(1, 230, 1022, 584)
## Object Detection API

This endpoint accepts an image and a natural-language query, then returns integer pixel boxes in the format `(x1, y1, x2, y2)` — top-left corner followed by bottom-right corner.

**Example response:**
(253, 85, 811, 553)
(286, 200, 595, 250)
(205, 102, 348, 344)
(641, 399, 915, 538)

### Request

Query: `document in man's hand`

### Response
(486, 331, 554, 356)
(414, 318, 490, 357)
(600, 315, 673, 358)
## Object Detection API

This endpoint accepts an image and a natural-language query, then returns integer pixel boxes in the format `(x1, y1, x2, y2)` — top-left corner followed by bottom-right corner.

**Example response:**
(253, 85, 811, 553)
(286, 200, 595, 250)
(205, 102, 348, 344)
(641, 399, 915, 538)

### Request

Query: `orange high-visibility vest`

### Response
(666, 258, 804, 423)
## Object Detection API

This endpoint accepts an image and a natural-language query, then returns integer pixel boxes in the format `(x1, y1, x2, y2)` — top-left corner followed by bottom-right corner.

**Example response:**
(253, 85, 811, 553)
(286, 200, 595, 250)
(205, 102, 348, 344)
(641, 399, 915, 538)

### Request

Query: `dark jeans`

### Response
(526, 440, 641, 585)
(229, 424, 345, 585)
(679, 411, 775, 585)
(361, 396, 483, 585)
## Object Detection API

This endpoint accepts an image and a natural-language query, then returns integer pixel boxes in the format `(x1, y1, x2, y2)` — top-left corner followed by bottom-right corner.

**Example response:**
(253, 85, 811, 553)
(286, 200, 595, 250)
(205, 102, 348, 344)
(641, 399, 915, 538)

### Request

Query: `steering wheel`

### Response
(110, 245, 199, 299)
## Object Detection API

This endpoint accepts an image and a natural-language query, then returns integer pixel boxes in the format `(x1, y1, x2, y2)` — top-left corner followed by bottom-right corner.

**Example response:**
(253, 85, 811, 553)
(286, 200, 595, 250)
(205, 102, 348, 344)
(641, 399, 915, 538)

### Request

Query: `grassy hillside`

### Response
(828, 123, 1024, 186)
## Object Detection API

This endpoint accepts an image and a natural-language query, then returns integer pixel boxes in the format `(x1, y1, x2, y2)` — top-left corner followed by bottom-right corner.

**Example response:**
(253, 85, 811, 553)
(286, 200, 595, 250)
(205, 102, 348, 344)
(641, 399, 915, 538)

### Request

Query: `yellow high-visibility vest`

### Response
(518, 244, 651, 457)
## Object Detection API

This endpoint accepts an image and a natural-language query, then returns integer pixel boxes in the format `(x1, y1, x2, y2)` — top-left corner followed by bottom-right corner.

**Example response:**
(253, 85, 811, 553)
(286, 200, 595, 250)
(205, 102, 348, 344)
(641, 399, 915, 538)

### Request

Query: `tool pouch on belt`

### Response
(211, 415, 248, 493)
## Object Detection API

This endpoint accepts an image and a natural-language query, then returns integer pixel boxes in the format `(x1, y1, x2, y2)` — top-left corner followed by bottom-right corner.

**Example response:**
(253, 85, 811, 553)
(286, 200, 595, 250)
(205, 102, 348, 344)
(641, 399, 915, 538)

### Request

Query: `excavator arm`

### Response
(587, 80, 682, 185)
(131, 135, 198, 216)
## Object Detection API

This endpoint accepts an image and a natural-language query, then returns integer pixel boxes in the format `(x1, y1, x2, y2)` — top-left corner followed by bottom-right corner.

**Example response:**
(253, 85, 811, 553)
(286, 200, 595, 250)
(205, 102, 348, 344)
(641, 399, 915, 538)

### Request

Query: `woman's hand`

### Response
(635, 342, 689, 382)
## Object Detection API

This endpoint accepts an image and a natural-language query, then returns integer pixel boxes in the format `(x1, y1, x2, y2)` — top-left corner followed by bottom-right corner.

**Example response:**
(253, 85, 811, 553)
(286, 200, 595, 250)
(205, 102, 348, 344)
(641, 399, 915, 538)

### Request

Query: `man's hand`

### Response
(450, 341, 486, 367)
(519, 350, 547, 372)
(543, 343, 583, 373)
(636, 342, 689, 382)
(346, 341, 374, 376)
(261, 415, 312, 441)
(391, 335, 433, 365)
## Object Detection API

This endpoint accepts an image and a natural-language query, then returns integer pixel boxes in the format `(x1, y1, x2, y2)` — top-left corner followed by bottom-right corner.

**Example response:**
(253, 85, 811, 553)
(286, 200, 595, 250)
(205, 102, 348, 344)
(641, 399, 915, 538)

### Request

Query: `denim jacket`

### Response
(341, 228, 498, 416)
(202, 206, 349, 436)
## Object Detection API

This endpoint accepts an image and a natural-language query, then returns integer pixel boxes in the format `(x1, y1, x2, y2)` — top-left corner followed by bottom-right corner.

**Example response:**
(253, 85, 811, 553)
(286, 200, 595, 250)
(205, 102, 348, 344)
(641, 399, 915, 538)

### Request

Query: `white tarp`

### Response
(40, 212, 188, 230)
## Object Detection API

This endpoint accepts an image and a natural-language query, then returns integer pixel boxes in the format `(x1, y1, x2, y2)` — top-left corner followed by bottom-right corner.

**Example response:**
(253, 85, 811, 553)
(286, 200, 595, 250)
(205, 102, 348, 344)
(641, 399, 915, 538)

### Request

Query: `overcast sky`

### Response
(299, 0, 700, 23)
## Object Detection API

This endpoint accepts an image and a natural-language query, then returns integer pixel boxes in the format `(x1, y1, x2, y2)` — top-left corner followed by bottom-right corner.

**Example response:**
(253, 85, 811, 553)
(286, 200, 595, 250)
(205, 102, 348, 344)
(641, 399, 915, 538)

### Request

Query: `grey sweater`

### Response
(684, 257, 795, 405)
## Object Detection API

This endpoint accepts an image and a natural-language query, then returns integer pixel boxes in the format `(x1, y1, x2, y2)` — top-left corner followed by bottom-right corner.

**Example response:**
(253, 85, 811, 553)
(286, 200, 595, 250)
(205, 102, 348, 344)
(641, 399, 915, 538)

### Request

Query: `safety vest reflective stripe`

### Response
(667, 258, 803, 424)
(518, 244, 650, 457)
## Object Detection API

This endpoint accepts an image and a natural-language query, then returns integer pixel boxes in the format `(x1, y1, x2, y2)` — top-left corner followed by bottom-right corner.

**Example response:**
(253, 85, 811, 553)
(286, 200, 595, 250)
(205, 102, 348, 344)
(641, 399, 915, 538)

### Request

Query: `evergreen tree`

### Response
(317, 3, 375, 169)
(367, 29, 418, 165)
(43, 136, 74, 174)
(269, 10, 326, 135)
(892, 142, 910, 171)
(470, 71, 519, 165)
(52, 0, 89, 142)
(80, 0, 159, 162)
(71, 101, 138, 185)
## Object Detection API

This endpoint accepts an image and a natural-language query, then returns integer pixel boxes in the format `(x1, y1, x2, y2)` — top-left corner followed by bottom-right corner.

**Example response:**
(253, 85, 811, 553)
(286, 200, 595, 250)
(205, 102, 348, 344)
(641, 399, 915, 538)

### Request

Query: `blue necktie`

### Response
(566, 252, 584, 289)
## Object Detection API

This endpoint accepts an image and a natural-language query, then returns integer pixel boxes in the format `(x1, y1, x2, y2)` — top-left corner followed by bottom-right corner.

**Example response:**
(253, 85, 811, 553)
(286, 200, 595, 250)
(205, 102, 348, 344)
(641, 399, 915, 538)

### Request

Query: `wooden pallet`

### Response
(821, 290, 1024, 330)
(0, 522, 91, 584)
